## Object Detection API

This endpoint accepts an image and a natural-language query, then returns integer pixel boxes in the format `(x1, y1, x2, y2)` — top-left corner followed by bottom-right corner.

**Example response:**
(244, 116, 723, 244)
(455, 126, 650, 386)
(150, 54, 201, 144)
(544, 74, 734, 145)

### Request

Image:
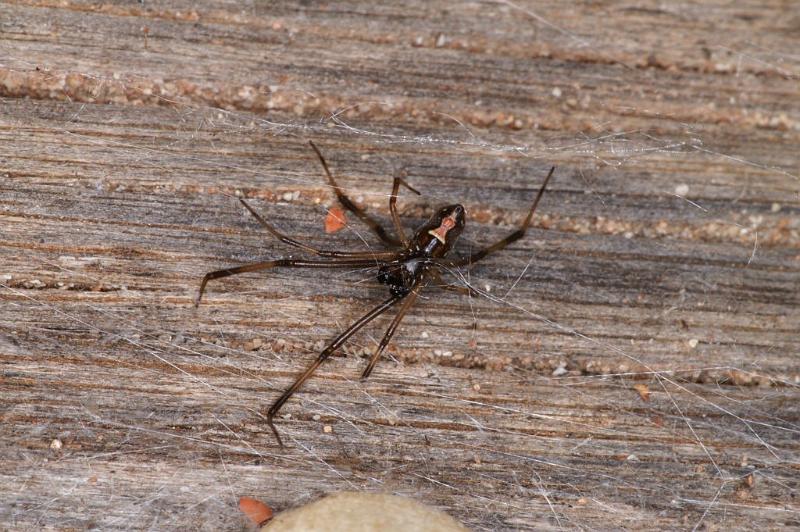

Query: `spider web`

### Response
(1, 1, 798, 530)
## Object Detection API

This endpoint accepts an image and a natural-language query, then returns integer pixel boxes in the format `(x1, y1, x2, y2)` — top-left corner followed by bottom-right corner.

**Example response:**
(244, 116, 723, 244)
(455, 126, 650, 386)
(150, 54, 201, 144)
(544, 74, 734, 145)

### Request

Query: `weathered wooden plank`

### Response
(1, 1, 798, 530)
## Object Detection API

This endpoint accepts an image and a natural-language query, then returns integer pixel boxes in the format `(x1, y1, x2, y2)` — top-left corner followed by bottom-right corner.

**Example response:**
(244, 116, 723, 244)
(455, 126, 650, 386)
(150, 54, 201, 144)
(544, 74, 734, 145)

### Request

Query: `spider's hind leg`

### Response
(450, 166, 555, 267)
(389, 176, 420, 247)
(427, 269, 480, 297)
(239, 198, 396, 260)
(309, 140, 402, 248)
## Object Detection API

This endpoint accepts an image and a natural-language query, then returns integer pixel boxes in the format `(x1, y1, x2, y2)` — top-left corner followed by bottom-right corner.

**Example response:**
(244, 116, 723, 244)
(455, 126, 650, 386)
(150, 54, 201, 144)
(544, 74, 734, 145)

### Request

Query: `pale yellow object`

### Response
(262, 491, 469, 532)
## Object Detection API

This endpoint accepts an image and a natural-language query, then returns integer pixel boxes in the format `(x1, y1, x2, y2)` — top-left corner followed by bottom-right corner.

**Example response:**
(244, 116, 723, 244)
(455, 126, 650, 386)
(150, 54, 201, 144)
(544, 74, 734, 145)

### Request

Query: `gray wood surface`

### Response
(1, 1, 798, 530)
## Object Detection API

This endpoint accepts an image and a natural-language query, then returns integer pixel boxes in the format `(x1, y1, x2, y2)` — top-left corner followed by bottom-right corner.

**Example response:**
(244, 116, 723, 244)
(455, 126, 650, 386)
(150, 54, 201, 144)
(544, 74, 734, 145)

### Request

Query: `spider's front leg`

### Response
(195, 258, 382, 306)
(266, 293, 406, 447)
(360, 287, 419, 379)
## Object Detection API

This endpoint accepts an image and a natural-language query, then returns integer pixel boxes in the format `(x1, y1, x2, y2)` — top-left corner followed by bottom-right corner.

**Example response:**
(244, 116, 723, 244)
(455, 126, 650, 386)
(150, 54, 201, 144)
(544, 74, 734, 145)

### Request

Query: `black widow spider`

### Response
(196, 141, 555, 446)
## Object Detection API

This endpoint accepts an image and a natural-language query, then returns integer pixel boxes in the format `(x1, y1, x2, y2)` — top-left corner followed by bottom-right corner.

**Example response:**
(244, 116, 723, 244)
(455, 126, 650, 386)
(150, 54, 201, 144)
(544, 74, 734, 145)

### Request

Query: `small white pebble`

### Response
(483, 283, 491, 292)
(627, 454, 639, 462)
(312, 414, 321, 421)
(771, 203, 781, 213)
(552, 87, 562, 98)
(420, 331, 430, 339)
(435, 33, 447, 47)
(281, 192, 293, 201)
(50, 439, 62, 450)
(282, 413, 292, 420)
(688, 338, 699, 348)
(441, 351, 453, 358)
(675, 184, 689, 196)
(624, 231, 634, 239)
(472, 383, 481, 391)
(323, 425, 332, 433)
(552, 362, 568, 377)
(433, 349, 443, 356)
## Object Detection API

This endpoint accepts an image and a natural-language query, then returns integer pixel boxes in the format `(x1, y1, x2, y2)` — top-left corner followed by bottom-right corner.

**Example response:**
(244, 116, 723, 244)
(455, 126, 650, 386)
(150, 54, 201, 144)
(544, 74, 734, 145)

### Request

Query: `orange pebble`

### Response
(633, 383, 650, 402)
(239, 496, 274, 526)
(325, 206, 347, 233)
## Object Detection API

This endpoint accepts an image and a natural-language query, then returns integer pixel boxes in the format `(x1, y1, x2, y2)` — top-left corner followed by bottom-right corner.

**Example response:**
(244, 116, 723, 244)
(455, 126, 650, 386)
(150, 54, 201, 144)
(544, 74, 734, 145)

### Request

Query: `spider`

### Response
(196, 141, 555, 446)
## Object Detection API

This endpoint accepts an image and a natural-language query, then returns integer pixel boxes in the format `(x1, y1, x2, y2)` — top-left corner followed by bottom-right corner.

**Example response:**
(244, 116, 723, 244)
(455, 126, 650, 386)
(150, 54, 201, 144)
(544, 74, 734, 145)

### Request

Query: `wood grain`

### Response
(1, 1, 798, 530)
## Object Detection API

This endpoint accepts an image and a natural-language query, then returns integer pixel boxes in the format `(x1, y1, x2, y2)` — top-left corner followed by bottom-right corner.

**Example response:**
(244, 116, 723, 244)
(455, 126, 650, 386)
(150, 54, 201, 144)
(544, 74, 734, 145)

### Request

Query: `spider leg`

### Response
(427, 269, 480, 297)
(449, 166, 555, 267)
(389, 176, 421, 247)
(239, 198, 396, 260)
(267, 294, 405, 446)
(309, 140, 402, 247)
(361, 288, 419, 379)
(195, 258, 381, 306)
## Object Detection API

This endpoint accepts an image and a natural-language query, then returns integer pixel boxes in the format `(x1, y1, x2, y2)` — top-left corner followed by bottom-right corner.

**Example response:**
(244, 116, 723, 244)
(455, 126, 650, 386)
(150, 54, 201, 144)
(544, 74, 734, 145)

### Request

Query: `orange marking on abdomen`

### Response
(428, 215, 456, 244)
